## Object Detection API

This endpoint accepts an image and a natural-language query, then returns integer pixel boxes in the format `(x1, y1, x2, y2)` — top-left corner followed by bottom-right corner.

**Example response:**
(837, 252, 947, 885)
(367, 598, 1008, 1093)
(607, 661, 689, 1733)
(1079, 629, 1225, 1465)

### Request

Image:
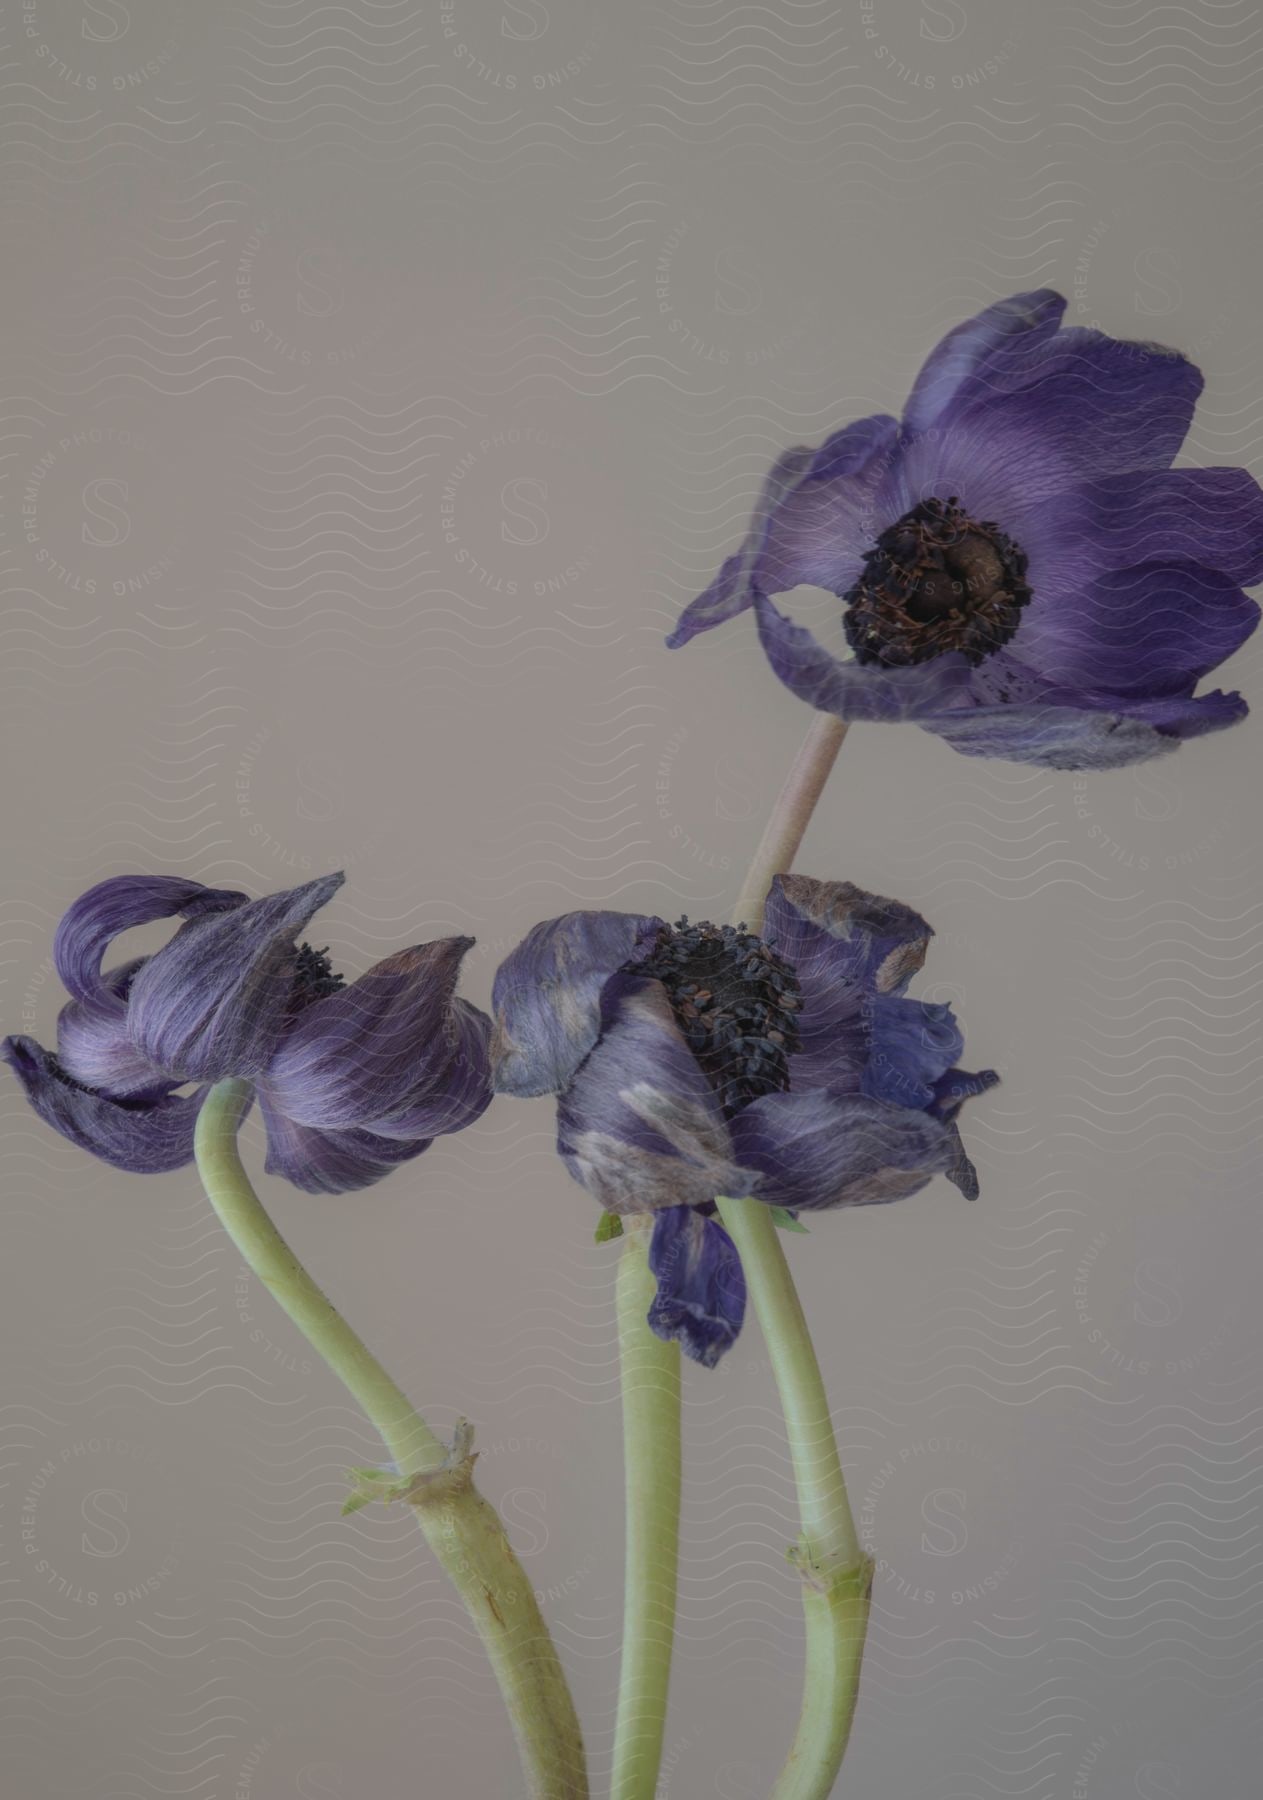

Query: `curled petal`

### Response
(861, 995, 964, 1110)
(370, 1000, 493, 1140)
(647, 1207, 746, 1369)
(2, 1034, 205, 1174)
(754, 592, 975, 721)
(126, 873, 344, 1082)
(56, 960, 171, 1101)
(265, 938, 488, 1132)
(491, 910, 664, 1099)
(766, 871, 932, 995)
(667, 416, 900, 648)
(930, 1066, 1001, 1124)
(258, 1090, 431, 1196)
(54, 875, 246, 1010)
(729, 1090, 971, 1212)
(556, 975, 751, 1214)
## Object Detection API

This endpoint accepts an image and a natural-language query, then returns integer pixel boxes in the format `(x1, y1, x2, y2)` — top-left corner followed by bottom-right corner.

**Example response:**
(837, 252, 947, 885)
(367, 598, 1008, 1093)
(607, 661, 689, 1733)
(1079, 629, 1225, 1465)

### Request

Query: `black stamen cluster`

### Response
(843, 495, 1031, 669)
(289, 943, 346, 1013)
(633, 919, 801, 1119)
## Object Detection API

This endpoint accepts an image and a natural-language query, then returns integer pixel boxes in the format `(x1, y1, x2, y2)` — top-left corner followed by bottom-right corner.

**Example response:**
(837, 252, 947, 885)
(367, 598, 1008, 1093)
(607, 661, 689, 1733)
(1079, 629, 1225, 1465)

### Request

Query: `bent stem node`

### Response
(716, 1196, 871, 1800)
(194, 1077, 588, 1800)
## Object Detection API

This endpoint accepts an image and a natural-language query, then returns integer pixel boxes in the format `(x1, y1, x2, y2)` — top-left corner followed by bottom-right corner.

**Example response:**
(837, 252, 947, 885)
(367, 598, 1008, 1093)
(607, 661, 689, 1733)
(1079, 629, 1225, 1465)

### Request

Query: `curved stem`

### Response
(724, 711, 871, 1799)
(195, 1078, 588, 1800)
(610, 1218, 682, 1800)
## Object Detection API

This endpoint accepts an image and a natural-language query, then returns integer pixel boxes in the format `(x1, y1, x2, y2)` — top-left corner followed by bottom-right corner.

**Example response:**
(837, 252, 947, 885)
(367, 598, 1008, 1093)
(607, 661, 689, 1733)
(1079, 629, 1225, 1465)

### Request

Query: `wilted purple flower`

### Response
(490, 878, 996, 1366)
(3, 873, 491, 1194)
(669, 290, 1263, 769)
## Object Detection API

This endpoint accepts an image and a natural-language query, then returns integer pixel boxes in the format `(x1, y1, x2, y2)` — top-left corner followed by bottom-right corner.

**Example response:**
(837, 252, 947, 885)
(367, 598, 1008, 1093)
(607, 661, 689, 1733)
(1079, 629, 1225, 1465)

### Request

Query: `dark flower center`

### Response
(843, 496, 1031, 668)
(289, 943, 346, 1014)
(632, 919, 801, 1119)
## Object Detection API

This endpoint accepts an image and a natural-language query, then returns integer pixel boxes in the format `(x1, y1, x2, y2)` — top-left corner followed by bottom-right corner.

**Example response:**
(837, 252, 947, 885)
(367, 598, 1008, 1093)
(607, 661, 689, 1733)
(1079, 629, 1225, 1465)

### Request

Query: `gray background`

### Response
(2, 2, 1261, 1795)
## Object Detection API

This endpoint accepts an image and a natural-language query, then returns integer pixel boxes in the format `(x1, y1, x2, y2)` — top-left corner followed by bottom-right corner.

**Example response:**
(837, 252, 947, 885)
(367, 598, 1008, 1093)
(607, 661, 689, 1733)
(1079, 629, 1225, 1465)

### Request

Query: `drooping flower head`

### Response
(3, 873, 492, 1193)
(490, 878, 997, 1366)
(668, 290, 1263, 769)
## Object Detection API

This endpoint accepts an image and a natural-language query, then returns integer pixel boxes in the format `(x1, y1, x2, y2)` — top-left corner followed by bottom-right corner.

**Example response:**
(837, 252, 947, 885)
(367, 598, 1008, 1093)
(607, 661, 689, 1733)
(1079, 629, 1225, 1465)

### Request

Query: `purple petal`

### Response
(556, 975, 750, 1214)
(753, 592, 975, 721)
(647, 1206, 746, 1368)
(1015, 563, 1260, 699)
(879, 336, 1204, 548)
(258, 1090, 431, 1195)
(861, 995, 964, 1110)
(1022, 468, 1263, 598)
(728, 1090, 968, 1212)
(126, 873, 344, 1082)
(54, 875, 247, 1010)
(920, 699, 1181, 769)
(56, 960, 171, 1101)
(2, 1034, 204, 1174)
(667, 417, 899, 648)
(903, 289, 1066, 433)
(264, 938, 489, 1134)
(491, 910, 665, 1099)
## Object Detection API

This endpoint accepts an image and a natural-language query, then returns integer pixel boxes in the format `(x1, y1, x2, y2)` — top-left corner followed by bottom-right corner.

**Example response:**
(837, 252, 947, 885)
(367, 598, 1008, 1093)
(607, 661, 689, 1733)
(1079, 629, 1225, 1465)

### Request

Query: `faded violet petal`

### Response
(491, 910, 664, 1099)
(647, 1206, 746, 1369)
(126, 872, 344, 1082)
(919, 700, 1179, 770)
(1113, 688, 1249, 740)
(2, 1034, 205, 1174)
(556, 975, 750, 1214)
(258, 1090, 431, 1196)
(54, 875, 247, 1010)
(728, 1089, 964, 1212)
(765, 874, 933, 998)
(265, 937, 486, 1130)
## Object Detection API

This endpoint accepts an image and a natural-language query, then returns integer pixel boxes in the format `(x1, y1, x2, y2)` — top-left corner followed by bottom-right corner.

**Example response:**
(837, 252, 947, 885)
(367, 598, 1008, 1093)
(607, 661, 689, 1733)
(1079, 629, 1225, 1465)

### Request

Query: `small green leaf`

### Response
(770, 1206, 808, 1235)
(341, 1491, 375, 1517)
(594, 1212, 624, 1244)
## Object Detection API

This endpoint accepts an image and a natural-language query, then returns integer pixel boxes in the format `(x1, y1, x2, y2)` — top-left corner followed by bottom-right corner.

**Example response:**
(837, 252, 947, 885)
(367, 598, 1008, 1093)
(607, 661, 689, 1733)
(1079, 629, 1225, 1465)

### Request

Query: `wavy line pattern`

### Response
(2, 1, 1262, 1795)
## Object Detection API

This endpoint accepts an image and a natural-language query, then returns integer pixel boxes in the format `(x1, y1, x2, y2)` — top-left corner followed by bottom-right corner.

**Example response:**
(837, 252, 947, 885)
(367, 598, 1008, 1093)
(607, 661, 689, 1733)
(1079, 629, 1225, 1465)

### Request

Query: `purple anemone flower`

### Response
(3, 872, 491, 1194)
(490, 877, 997, 1367)
(668, 290, 1263, 769)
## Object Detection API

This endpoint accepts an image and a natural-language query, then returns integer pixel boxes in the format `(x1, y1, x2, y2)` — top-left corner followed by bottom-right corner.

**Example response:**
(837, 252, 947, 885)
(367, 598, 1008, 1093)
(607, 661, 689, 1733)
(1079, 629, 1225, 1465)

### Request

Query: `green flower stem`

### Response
(195, 1077, 588, 1800)
(714, 1196, 871, 1800)
(610, 1216, 683, 1800)
(722, 709, 870, 1799)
